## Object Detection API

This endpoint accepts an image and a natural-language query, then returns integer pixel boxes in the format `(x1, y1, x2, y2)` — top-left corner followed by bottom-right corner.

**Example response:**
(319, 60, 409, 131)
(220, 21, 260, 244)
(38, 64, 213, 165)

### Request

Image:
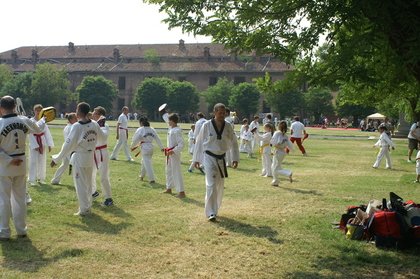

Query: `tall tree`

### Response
(202, 78, 234, 112)
(0, 72, 33, 114)
(0, 65, 13, 91)
(304, 88, 335, 124)
(229, 83, 260, 120)
(77, 75, 118, 113)
(31, 63, 70, 106)
(133, 77, 172, 120)
(168, 81, 199, 115)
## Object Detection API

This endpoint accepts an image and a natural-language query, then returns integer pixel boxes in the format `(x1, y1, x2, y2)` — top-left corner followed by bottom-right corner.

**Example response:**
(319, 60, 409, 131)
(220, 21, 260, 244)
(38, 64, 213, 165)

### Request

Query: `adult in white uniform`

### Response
(193, 103, 239, 221)
(91, 106, 113, 206)
(0, 96, 45, 240)
(51, 113, 77, 185)
(110, 106, 133, 161)
(162, 113, 186, 198)
(51, 102, 104, 216)
(28, 104, 54, 185)
(131, 116, 164, 183)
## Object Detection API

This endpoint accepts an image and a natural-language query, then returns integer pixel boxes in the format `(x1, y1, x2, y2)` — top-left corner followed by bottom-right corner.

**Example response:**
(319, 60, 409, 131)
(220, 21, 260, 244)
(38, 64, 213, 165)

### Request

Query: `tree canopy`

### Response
(229, 82, 260, 119)
(202, 78, 234, 112)
(77, 75, 118, 114)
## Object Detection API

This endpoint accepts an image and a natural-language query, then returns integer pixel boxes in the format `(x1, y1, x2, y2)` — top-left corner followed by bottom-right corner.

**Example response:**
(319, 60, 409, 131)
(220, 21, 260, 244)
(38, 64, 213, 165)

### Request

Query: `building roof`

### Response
(0, 42, 291, 73)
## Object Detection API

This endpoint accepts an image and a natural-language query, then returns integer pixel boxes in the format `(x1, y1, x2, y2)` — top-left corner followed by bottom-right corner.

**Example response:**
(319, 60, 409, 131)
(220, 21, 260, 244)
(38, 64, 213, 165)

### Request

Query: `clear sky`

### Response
(0, 0, 212, 53)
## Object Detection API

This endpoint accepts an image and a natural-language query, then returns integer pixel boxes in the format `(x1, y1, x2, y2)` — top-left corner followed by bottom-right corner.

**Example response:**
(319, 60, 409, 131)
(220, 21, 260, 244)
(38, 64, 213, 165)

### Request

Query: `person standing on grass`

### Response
(131, 116, 164, 184)
(51, 113, 77, 185)
(28, 104, 54, 186)
(289, 116, 307, 156)
(192, 112, 206, 174)
(193, 103, 239, 222)
(407, 120, 420, 162)
(110, 106, 133, 161)
(91, 106, 113, 206)
(0, 95, 46, 240)
(372, 124, 395, 169)
(253, 123, 275, 177)
(415, 142, 420, 183)
(162, 113, 186, 198)
(51, 102, 104, 216)
(270, 120, 293, 186)
(249, 115, 260, 154)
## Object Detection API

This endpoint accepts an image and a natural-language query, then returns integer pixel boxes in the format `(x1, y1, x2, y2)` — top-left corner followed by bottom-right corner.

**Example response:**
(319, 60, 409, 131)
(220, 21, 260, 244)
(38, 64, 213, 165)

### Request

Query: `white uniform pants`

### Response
(203, 154, 225, 217)
(373, 147, 392, 168)
(28, 148, 47, 182)
(271, 151, 292, 183)
(140, 149, 156, 181)
(51, 155, 70, 184)
(165, 153, 184, 193)
(261, 147, 272, 176)
(110, 129, 131, 160)
(0, 175, 27, 237)
(73, 164, 93, 213)
(92, 149, 112, 199)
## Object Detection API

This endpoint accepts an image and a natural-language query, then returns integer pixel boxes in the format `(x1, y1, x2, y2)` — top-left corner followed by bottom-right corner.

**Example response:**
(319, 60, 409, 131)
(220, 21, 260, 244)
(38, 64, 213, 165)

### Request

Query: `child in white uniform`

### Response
(162, 113, 186, 198)
(91, 106, 113, 206)
(240, 125, 253, 157)
(28, 104, 54, 185)
(372, 124, 395, 169)
(270, 121, 293, 186)
(0, 96, 45, 240)
(188, 124, 196, 172)
(253, 123, 275, 177)
(51, 102, 104, 216)
(239, 119, 249, 153)
(131, 116, 164, 183)
(51, 113, 77, 185)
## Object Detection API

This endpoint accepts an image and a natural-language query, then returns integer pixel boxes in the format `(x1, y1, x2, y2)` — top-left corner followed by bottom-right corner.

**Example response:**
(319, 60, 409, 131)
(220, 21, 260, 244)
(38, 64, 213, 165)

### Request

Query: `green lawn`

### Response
(1, 125, 419, 278)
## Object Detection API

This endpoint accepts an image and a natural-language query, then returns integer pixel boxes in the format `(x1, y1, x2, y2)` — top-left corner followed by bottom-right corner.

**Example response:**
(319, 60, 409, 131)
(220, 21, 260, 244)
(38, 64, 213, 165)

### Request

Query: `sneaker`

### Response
(110, 157, 117, 161)
(103, 198, 114, 206)
(74, 210, 90, 217)
(28, 182, 36, 187)
(208, 214, 216, 222)
(271, 181, 279, 187)
(39, 180, 46, 184)
(414, 180, 420, 183)
(92, 191, 99, 198)
(407, 159, 412, 163)
(162, 189, 172, 194)
(176, 192, 186, 199)
(150, 180, 155, 184)
(127, 158, 135, 162)
(26, 192, 32, 204)
(188, 168, 193, 173)
(17, 234, 27, 239)
(51, 180, 60, 185)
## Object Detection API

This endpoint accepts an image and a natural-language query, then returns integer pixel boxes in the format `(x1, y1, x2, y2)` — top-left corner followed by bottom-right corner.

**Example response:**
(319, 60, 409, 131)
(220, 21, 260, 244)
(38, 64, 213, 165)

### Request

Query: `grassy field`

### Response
(1, 124, 419, 278)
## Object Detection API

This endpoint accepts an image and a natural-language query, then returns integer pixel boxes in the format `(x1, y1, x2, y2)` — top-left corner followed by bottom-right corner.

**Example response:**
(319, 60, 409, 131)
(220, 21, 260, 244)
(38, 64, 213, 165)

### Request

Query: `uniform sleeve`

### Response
(193, 123, 207, 163)
(162, 113, 169, 124)
(152, 128, 164, 150)
(229, 126, 240, 162)
(52, 125, 79, 163)
(383, 134, 395, 148)
(44, 124, 55, 147)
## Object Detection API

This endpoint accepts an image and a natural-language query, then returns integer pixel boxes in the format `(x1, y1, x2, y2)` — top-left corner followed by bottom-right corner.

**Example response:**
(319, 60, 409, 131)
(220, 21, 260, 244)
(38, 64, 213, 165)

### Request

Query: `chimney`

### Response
(31, 49, 39, 64)
(11, 50, 18, 64)
(178, 39, 185, 50)
(204, 47, 210, 60)
(68, 42, 75, 53)
(113, 48, 120, 63)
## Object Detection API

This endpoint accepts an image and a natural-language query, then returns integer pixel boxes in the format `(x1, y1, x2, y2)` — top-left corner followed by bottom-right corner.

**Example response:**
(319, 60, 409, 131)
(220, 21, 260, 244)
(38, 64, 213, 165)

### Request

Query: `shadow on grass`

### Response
(285, 244, 420, 278)
(30, 183, 60, 194)
(69, 212, 132, 235)
(277, 185, 322, 196)
(96, 204, 133, 218)
(0, 238, 84, 273)
(216, 216, 282, 244)
(180, 197, 205, 208)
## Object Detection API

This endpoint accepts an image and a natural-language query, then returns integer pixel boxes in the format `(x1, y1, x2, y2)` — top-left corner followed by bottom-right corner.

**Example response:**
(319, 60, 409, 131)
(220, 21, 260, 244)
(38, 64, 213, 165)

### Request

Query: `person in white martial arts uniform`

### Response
(28, 104, 54, 185)
(193, 103, 239, 221)
(192, 112, 206, 174)
(249, 115, 260, 154)
(0, 96, 45, 240)
(51, 113, 77, 185)
(415, 142, 420, 183)
(253, 123, 275, 177)
(239, 118, 249, 153)
(372, 124, 395, 169)
(270, 120, 293, 186)
(110, 106, 133, 161)
(240, 124, 253, 157)
(131, 116, 164, 183)
(91, 106, 113, 206)
(224, 108, 236, 167)
(187, 124, 196, 172)
(162, 113, 186, 198)
(51, 102, 104, 216)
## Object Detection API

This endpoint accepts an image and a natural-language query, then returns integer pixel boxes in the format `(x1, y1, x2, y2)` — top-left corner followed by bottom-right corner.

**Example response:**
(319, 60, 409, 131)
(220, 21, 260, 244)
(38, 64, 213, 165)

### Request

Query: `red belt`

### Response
(34, 132, 45, 154)
(94, 144, 107, 168)
(164, 146, 176, 164)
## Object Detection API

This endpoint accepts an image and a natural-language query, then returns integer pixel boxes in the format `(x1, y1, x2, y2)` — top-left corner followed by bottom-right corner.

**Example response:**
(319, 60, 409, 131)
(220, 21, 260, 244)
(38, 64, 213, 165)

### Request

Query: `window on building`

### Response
(209, 77, 218, 86)
(234, 76, 246, 84)
(118, 98, 125, 109)
(118, 76, 126, 90)
(178, 76, 187, 82)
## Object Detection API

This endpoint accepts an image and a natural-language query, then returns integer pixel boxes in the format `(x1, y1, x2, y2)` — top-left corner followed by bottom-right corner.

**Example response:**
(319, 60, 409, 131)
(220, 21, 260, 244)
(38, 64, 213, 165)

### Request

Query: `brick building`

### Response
(0, 40, 291, 116)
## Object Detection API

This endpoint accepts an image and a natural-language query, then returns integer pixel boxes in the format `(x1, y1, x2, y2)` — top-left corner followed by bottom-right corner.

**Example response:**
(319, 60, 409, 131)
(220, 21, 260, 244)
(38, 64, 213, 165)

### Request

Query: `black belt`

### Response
(10, 153, 25, 157)
(205, 150, 228, 178)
